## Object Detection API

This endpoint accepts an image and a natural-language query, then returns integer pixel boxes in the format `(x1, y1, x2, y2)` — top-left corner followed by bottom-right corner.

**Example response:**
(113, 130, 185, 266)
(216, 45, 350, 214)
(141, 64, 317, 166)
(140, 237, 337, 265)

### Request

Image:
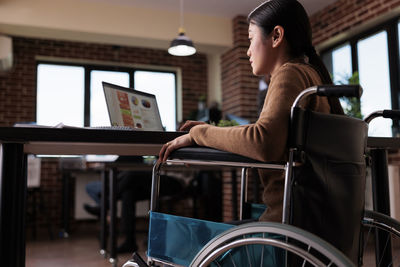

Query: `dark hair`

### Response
(248, 0, 344, 114)
(247, 0, 331, 84)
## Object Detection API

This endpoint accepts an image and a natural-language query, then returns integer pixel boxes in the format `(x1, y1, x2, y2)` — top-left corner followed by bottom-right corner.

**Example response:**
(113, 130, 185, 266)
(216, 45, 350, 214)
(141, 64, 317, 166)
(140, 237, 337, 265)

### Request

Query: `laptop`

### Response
(102, 82, 164, 131)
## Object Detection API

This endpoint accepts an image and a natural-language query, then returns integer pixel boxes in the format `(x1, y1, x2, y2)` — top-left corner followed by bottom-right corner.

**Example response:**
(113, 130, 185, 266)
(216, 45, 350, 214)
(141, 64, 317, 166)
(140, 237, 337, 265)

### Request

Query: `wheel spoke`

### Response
(377, 234, 391, 267)
(259, 244, 264, 267)
(190, 222, 355, 267)
(244, 244, 252, 267)
(229, 251, 237, 267)
(361, 210, 400, 267)
(363, 227, 373, 253)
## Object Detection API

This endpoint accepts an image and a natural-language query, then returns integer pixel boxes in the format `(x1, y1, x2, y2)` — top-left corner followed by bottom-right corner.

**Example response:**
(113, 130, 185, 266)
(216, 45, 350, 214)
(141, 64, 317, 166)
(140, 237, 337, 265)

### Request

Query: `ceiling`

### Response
(86, 0, 337, 18)
(0, 0, 339, 55)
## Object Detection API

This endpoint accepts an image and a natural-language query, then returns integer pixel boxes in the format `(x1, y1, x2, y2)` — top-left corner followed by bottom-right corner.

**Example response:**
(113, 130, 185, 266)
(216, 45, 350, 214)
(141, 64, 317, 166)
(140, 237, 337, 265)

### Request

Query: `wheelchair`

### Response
(123, 85, 400, 267)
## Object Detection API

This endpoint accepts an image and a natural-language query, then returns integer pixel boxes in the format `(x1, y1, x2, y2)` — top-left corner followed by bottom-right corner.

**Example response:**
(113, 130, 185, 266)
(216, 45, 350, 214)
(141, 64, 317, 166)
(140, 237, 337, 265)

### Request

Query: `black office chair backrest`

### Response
(289, 107, 368, 264)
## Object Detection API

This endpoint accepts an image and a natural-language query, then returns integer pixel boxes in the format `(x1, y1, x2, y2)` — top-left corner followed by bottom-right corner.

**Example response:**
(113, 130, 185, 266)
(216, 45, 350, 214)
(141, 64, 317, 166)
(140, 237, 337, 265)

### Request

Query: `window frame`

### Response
(36, 60, 179, 129)
(320, 17, 400, 135)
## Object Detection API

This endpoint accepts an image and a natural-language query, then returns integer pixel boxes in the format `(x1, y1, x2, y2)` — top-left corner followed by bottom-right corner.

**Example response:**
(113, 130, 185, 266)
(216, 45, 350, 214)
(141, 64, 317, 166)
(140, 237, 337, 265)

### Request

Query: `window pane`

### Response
(90, 70, 129, 126)
(357, 31, 392, 137)
(332, 44, 352, 84)
(398, 20, 400, 48)
(134, 71, 176, 131)
(37, 64, 84, 126)
(322, 43, 352, 83)
(322, 44, 354, 114)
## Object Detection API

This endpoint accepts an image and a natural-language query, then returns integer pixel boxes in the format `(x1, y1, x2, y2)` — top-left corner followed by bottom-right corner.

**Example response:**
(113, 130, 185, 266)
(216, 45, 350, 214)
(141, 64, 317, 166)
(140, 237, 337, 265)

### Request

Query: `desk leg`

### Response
(0, 143, 27, 267)
(100, 169, 108, 257)
(231, 169, 238, 221)
(109, 168, 117, 265)
(61, 171, 70, 238)
(370, 148, 392, 266)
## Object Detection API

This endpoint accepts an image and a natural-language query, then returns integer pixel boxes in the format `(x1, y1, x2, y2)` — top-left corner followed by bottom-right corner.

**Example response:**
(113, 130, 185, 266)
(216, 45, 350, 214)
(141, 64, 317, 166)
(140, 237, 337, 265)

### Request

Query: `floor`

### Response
(25, 220, 399, 267)
(26, 220, 148, 267)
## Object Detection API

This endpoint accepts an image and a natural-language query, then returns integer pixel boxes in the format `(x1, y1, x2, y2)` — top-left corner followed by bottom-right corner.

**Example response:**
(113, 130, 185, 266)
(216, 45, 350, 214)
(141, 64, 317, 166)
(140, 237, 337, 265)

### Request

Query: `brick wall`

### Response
(0, 36, 207, 231)
(0, 37, 208, 126)
(310, 0, 400, 46)
(221, 16, 259, 123)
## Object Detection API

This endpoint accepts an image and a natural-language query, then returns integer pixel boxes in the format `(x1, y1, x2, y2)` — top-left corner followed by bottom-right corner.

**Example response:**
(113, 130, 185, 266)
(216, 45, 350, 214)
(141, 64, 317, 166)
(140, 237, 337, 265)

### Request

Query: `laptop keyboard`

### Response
(86, 126, 139, 131)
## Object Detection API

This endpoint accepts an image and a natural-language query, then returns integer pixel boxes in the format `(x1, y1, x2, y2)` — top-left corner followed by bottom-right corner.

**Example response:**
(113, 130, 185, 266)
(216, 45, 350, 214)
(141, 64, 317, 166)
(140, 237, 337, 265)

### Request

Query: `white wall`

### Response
(0, 0, 232, 54)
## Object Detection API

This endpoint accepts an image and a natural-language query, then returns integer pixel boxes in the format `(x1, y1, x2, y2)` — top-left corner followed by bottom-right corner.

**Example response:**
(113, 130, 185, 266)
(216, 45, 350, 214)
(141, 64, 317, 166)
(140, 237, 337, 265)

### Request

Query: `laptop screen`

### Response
(102, 82, 164, 131)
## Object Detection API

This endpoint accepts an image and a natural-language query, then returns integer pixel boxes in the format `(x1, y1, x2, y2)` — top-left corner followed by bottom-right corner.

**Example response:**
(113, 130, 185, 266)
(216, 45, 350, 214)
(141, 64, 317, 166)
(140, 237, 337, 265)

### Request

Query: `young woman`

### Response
(158, 0, 343, 222)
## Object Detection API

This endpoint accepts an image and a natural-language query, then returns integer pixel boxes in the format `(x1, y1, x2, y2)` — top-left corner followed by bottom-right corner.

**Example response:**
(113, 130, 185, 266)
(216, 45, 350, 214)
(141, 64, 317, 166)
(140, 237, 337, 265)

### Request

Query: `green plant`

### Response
(338, 71, 363, 119)
(198, 94, 206, 102)
(216, 119, 239, 127)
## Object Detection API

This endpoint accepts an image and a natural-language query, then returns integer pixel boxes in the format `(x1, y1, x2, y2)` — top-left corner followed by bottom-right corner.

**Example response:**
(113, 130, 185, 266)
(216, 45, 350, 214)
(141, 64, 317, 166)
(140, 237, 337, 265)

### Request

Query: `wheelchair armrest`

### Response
(168, 146, 263, 164)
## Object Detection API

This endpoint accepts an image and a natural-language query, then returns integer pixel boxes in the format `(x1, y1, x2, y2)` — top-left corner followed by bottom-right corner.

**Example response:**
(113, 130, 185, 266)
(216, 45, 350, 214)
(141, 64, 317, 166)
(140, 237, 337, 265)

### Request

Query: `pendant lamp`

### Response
(168, 0, 196, 56)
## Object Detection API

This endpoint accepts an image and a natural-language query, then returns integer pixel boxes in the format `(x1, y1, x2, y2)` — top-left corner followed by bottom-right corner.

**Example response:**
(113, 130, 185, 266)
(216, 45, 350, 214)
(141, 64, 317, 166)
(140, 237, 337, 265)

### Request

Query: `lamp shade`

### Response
(168, 32, 196, 56)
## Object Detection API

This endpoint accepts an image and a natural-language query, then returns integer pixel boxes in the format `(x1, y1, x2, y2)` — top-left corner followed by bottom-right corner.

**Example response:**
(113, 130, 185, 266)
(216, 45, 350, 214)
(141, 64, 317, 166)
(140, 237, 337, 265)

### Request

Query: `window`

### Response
(321, 18, 400, 137)
(90, 70, 129, 127)
(37, 64, 85, 126)
(357, 31, 392, 137)
(333, 44, 352, 84)
(134, 71, 176, 131)
(36, 62, 178, 131)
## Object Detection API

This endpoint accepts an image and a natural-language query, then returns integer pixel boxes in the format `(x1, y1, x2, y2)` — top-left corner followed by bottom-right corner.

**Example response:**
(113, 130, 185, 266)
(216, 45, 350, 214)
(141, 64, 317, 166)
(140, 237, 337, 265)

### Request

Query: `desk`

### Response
(0, 127, 184, 267)
(1, 127, 397, 267)
(367, 137, 400, 266)
(367, 137, 400, 217)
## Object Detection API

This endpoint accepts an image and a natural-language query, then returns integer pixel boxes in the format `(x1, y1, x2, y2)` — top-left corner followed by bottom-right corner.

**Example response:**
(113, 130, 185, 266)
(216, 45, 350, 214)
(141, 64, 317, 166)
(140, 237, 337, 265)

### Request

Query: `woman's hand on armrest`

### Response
(158, 134, 195, 163)
(179, 120, 206, 131)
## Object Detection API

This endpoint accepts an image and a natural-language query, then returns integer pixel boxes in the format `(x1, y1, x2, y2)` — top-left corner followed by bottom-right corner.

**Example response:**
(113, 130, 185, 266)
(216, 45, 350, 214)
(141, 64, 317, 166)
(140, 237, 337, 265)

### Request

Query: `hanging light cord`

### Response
(168, 0, 195, 56)
(179, 0, 185, 34)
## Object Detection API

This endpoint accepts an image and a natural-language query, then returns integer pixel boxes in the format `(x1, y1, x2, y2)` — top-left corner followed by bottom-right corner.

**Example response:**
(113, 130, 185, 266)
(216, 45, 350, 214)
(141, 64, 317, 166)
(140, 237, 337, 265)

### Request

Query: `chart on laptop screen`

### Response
(102, 82, 164, 131)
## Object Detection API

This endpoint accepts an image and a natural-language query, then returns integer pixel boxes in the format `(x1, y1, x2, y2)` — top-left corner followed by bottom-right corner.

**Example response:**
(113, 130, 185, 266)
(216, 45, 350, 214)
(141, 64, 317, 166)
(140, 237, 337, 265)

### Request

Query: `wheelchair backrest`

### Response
(289, 107, 368, 264)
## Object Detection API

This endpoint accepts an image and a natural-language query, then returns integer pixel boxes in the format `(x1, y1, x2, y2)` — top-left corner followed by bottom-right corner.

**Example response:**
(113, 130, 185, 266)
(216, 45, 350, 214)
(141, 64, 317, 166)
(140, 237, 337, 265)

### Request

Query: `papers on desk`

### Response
(14, 122, 138, 131)
(13, 122, 77, 128)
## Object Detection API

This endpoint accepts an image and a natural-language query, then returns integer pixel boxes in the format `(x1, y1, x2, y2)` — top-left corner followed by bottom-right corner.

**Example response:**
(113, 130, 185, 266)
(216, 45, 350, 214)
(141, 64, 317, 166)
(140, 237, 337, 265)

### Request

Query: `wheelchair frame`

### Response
(123, 86, 400, 267)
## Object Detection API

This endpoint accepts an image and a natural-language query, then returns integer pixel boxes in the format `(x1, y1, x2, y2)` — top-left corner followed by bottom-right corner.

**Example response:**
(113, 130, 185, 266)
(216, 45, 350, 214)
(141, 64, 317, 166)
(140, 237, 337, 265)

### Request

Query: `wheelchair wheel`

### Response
(361, 210, 400, 266)
(190, 222, 355, 267)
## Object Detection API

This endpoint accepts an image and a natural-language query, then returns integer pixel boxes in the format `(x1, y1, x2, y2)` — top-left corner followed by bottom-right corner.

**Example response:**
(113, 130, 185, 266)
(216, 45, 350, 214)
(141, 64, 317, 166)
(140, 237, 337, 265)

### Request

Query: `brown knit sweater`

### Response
(189, 61, 333, 222)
